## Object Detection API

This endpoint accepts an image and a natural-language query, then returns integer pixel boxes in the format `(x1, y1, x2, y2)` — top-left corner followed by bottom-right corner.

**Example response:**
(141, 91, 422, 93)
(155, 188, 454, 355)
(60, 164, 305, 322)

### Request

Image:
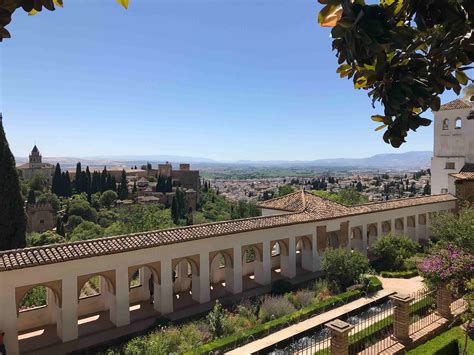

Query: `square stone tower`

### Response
(431, 87, 474, 195)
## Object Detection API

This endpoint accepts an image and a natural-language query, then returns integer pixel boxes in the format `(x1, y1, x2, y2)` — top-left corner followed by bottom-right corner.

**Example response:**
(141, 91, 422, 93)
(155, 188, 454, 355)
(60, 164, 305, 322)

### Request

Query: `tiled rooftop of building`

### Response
(438, 98, 471, 111)
(450, 164, 474, 180)
(0, 193, 456, 272)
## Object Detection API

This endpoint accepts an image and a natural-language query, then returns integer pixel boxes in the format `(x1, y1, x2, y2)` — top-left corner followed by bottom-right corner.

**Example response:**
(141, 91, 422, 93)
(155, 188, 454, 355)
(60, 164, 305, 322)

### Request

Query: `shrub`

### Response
(207, 300, 226, 339)
(271, 279, 292, 295)
(69, 220, 103, 241)
(371, 234, 419, 271)
(403, 254, 425, 271)
(258, 295, 296, 322)
(322, 248, 370, 290)
(287, 289, 314, 309)
(100, 190, 118, 208)
(312, 279, 332, 300)
(363, 276, 383, 293)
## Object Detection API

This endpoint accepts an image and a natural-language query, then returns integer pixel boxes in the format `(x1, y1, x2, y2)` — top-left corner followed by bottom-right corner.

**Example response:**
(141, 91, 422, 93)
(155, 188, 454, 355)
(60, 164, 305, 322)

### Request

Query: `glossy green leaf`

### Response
(116, 0, 129, 9)
(455, 71, 468, 85)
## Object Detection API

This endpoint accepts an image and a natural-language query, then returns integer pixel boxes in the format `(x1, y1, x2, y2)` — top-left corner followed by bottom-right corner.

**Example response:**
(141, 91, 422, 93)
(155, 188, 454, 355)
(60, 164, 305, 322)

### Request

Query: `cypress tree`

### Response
(118, 169, 128, 199)
(110, 175, 117, 192)
(91, 171, 99, 194)
(52, 163, 63, 196)
(85, 166, 92, 195)
(171, 196, 179, 224)
(100, 167, 107, 192)
(63, 171, 72, 197)
(0, 115, 26, 250)
(75, 162, 82, 193)
(56, 217, 65, 237)
(27, 188, 36, 205)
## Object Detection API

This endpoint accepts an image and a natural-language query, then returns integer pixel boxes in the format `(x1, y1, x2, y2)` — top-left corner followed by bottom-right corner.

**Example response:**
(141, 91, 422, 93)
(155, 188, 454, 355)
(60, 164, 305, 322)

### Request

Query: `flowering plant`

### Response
(418, 244, 473, 298)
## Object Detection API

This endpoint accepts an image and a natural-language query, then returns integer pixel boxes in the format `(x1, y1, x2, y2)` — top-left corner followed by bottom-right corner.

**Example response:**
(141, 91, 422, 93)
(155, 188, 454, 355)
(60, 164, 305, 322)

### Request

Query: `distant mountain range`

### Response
(15, 151, 432, 170)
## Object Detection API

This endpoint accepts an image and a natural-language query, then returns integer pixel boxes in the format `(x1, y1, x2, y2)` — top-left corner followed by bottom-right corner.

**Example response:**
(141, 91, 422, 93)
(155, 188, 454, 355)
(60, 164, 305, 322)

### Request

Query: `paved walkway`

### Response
(226, 288, 395, 355)
(377, 275, 425, 295)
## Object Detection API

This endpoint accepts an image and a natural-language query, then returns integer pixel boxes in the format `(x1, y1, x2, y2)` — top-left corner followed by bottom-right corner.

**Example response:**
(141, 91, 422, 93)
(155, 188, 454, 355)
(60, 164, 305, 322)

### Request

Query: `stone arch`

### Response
(407, 216, 416, 228)
(173, 257, 199, 279)
(128, 263, 160, 286)
(367, 224, 378, 247)
(382, 221, 391, 234)
(442, 118, 449, 130)
(296, 236, 312, 251)
(418, 214, 426, 225)
(16, 281, 62, 315)
(455, 117, 462, 129)
(271, 240, 289, 256)
(243, 244, 263, 263)
(210, 250, 233, 269)
(350, 227, 363, 251)
(395, 218, 404, 231)
(77, 272, 115, 300)
(328, 232, 339, 248)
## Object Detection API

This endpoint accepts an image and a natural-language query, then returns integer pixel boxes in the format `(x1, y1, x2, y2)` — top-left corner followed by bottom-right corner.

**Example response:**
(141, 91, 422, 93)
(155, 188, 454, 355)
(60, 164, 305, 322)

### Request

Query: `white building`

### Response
(0, 191, 456, 354)
(431, 89, 474, 195)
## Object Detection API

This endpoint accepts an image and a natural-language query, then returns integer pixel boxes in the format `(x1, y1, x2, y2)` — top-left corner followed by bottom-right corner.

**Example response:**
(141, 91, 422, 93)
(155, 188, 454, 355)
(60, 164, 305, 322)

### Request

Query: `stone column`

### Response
(390, 293, 414, 344)
(402, 216, 408, 235)
(255, 241, 271, 285)
(281, 237, 296, 278)
(197, 252, 210, 303)
(391, 219, 396, 235)
(110, 266, 130, 327)
(311, 232, 321, 271)
(227, 246, 242, 294)
(0, 285, 19, 355)
(361, 224, 368, 256)
(57, 276, 78, 342)
(326, 319, 354, 355)
(436, 284, 453, 319)
(158, 259, 173, 314)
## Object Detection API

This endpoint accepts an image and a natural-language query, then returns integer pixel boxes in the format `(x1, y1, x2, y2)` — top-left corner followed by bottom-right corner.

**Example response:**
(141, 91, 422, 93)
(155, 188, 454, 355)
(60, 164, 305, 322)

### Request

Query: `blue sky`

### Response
(1, 0, 461, 161)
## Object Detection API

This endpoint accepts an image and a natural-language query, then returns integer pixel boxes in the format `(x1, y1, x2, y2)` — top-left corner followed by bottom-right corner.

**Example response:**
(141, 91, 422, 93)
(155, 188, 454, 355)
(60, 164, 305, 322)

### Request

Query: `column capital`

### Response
(390, 293, 414, 306)
(326, 320, 353, 355)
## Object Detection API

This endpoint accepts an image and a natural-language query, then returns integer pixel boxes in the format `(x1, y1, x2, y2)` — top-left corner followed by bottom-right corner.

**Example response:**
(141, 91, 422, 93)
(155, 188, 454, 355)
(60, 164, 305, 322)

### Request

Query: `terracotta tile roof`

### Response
(257, 191, 307, 212)
(438, 98, 471, 111)
(449, 164, 474, 180)
(0, 193, 456, 272)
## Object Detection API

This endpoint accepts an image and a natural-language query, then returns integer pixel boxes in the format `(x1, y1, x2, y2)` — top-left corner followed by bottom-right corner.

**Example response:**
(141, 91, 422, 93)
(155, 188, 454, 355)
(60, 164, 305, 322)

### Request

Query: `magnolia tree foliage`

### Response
(318, 0, 473, 147)
(429, 206, 474, 253)
(0, 0, 128, 41)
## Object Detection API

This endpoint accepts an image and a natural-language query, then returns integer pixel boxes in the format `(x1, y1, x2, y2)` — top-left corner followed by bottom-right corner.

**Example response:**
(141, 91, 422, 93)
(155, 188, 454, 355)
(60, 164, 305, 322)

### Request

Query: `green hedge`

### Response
(190, 290, 363, 354)
(380, 270, 418, 278)
(365, 276, 383, 293)
(407, 326, 474, 355)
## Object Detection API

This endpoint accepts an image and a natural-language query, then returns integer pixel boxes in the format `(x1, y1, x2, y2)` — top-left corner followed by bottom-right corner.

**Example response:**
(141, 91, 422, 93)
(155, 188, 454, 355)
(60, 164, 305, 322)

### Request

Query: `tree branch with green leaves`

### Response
(318, 0, 473, 147)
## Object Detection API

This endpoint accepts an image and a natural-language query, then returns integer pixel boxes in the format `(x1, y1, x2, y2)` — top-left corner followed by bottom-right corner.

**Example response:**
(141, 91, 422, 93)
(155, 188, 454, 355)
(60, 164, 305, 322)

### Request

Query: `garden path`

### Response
(377, 275, 425, 295)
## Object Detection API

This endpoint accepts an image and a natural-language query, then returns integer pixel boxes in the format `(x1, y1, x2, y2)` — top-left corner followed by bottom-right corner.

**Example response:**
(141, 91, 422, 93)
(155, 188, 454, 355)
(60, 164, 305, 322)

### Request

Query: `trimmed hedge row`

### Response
(191, 278, 383, 354)
(380, 270, 418, 278)
(365, 276, 383, 292)
(407, 326, 474, 355)
(190, 290, 363, 354)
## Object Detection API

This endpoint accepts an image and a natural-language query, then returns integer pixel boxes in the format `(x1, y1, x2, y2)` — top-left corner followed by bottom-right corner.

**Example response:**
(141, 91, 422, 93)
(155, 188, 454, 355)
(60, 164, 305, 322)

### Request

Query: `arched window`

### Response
(455, 117, 462, 129)
(442, 118, 449, 130)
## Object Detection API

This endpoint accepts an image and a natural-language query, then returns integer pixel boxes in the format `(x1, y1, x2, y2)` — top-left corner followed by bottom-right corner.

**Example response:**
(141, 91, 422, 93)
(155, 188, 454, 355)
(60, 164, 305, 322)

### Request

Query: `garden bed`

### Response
(407, 326, 474, 355)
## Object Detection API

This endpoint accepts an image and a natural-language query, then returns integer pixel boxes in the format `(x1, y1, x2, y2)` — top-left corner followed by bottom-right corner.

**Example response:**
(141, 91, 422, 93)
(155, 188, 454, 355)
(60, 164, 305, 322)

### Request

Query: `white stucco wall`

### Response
(432, 99, 474, 194)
